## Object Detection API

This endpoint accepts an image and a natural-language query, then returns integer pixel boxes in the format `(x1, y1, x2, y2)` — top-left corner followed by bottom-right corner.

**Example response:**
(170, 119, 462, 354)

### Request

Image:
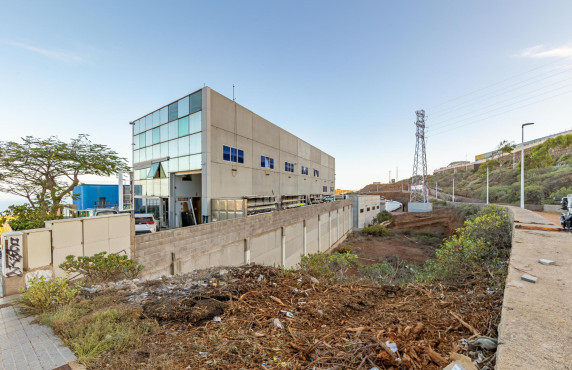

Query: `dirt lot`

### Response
(87, 264, 501, 369)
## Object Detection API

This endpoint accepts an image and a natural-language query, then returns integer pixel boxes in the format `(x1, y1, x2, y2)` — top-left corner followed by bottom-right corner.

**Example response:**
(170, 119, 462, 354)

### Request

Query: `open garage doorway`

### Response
(169, 172, 202, 229)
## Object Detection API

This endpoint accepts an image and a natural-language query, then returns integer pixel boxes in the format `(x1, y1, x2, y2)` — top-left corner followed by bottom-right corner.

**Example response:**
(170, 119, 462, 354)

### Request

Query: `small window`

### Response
(285, 162, 294, 172)
(360, 209, 364, 213)
(223, 145, 243, 163)
(261, 156, 274, 169)
(231, 147, 237, 162)
(168, 102, 178, 121)
(323, 186, 327, 192)
(223, 146, 231, 161)
(148, 162, 166, 179)
(189, 90, 202, 114)
(314, 169, 319, 177)
(238, 149, 244, 164)
(367, 207, 370, 211)
(301, 166, 308, 175)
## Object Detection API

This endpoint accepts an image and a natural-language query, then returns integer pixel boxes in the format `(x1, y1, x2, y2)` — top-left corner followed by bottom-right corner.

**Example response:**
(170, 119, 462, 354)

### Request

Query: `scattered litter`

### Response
(280, 310, 294, 318)
(257, 274, 265, 282)
(321, 324, 327, 328)
(486, 288, 494, 295)
(213, 316, 222, 322)
(297, 278, 303, 283)
(468, 336, 498, 351)
(369, 367, 380, 370)
(198, 352, 209, 358)
(521, 274, 538, 283)
(273, 318, 283, 329)
(439, 293, 445, 299)
(385, 341, 398, 353)
(538, 259, 555, 265)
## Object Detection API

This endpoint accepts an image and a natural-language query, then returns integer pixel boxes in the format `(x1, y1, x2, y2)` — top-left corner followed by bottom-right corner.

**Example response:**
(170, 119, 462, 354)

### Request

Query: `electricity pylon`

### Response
(410, 110, 428, 203)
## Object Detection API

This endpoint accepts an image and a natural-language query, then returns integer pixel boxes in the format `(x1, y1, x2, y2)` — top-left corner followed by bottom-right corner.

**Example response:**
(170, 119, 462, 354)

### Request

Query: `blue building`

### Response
(73, 184, 119, 210)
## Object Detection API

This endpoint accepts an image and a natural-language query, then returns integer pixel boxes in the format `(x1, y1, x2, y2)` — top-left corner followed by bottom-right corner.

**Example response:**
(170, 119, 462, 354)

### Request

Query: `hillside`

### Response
(430, 134, 572, 205)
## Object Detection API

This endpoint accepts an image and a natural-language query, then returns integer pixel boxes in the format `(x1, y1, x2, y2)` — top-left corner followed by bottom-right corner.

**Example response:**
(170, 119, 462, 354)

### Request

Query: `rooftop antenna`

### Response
(410, 110, 428, 203)
(233, 84, 236, 101)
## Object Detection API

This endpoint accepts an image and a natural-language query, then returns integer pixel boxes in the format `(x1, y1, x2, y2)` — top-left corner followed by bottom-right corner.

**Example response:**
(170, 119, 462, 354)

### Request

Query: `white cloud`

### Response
(519, 43, 572, 58)
(2, 40, 85, 62)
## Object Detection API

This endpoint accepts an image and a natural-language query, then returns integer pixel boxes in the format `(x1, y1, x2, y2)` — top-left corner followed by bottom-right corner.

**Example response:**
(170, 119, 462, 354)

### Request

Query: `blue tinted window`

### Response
(231, 147, 237, 162)
(152, 127, 160, 144)
(270, 158, 274, 169)
(189, 111, 201, 133)
(178, 96, 189, 117)
(160, 107, 168, 124)
(261, 156, 266, 167)
(178, 116, 189, 137)
(190, 90, 202, 113)
(238, 149, 244, 164)
(168, 102, 178, 121)
(152, 111, 160, 127)
(223, 146, 231, 161)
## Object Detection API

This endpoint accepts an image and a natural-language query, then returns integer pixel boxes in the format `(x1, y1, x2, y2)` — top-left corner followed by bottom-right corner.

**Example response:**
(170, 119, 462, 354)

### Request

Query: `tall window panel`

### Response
(168, 102, 178, 122)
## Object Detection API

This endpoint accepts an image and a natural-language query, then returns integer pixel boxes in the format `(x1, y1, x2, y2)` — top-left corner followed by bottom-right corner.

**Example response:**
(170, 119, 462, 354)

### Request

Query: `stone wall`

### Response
(134, 200, 352, 279)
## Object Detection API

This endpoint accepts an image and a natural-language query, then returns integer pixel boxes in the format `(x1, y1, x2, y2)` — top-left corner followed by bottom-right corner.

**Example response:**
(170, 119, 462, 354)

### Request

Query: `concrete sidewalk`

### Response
(0, 296, 77, 370)
(496, 207, 572, 369)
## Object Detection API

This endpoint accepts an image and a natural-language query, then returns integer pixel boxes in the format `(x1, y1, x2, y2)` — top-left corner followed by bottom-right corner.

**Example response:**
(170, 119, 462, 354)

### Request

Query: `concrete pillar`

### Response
(281, 227, 286, 266)
(328, 211, 331, 248)
(302, 220, 307, 256)
(336, 208, 340, 241)
(244, 238, 251, 265)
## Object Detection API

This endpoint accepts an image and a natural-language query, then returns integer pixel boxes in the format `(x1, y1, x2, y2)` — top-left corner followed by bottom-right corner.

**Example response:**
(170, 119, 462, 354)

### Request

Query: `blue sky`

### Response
(1, 1, 572, 209)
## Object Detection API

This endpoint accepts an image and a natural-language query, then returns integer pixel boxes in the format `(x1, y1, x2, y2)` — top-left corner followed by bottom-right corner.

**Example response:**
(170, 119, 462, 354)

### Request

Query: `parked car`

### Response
(135, 214, 159, 234)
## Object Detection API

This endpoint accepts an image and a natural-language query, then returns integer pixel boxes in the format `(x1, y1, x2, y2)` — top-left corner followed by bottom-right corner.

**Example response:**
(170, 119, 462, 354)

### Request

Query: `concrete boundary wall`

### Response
(134, 200, 352, 279)
(1, 214, 132, 296)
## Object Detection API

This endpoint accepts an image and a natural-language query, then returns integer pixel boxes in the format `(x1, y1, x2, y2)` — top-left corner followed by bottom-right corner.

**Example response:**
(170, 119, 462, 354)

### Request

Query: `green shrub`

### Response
(359, 259, 413, 285)
(59, 252, 144, 285)
(372, 211, 393, 225)
(1, 203, 62, 231)
(18, 277, 79, 314)
(336, 246, 352, 254)
(418, 205, 511, 283)
(299, 252, 357, 282)
(363, 224, 393, 237)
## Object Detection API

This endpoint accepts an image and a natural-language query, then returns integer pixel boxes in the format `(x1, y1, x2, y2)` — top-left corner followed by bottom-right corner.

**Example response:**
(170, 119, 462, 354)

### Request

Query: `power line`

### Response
(429, 64, 572, 121)
(427, 88, 572, 137)
(428, 54, 572, 111)
(428, 78, 572, 129)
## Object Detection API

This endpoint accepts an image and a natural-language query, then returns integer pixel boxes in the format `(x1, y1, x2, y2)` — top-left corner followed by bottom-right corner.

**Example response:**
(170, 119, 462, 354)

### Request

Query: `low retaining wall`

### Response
(134, 200, 353, 279)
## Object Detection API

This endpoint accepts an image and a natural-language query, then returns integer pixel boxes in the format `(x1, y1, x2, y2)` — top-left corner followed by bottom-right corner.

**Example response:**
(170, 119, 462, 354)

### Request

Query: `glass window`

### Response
(133, 150, 140, 163)
(160, 107, 168, 124)
(168, 102, 178, 121)
(189, 111, 201, 133)
(147, 163, 159, 178)
(190, 90, 202, 113)
(152, 144, 160, 159)
(134, 135, 140, 150)
(160, 124, 168, 143)
(169, 157, 179, 172)
(160, 178, 169, 197)
(179, 136, 190, 156)
(270, 158, 274, 169)
(178, 116, 189, 137)
(168, 139, 179, 157)
(261, 156, 266, 167)
(168, 120, 178, 140)
(189, 153, 201, 170)
(139, 134, 146, 148)
(231, 147, 237, 162)
(178, 96, 189, 117)
(140, 168, 147, 179)
(145, 147, 152, 161)
(145, 130, 153, 147)
(223, 145, 231, 161)
(152, 127, 160, 144)
(139, 148, 147, 162)
(145, 115, 153, 131)
(238, 149, 244, 164)
(189, 133, 201, 154)
(152, 111, 160, 127)
(134, 185, 142, 196)
(160, 142, 169, 158)
(134, 120, 141, 134)
(179, 156, 190, 171)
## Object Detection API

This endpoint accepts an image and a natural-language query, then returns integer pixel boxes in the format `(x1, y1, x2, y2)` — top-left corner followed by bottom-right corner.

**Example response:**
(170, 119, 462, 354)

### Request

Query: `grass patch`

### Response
(363, 224, 393, 237)
(36, 296, 157, 366)
(414, 231, 444, 247)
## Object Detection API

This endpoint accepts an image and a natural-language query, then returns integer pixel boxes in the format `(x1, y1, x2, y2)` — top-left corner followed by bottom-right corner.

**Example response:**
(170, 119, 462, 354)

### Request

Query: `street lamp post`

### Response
(520, 123, 535, 209)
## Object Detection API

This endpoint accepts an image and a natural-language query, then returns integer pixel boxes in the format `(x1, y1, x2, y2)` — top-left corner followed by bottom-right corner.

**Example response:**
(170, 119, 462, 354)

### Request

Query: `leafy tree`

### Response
(495, 140, 516, 164)
(0, 135, 128, 215)
(1, 203, 62, 231)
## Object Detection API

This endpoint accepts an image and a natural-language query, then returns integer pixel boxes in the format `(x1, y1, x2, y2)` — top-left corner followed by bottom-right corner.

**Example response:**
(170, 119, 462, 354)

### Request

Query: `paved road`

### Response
(0, 297, 76, 370)
(496, 207, 572, 369)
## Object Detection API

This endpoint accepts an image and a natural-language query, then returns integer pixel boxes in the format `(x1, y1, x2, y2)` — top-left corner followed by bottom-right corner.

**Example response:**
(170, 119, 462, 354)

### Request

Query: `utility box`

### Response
(408, 202, 433, 213)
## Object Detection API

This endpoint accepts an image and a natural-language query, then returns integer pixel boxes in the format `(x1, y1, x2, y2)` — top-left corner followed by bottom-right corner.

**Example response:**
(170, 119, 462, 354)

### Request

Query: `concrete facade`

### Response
(350, 195, 381, 229)
(134, 200, 352, 279)
(131, 87, 335, 228)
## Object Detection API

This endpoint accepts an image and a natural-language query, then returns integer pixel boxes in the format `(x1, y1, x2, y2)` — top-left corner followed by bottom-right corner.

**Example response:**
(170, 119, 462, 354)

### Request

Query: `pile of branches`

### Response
(99, 265, 502, 369)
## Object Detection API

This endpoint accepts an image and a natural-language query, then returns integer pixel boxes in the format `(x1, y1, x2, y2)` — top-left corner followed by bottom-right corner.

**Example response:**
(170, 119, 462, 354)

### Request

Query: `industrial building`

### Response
(131, 87, 335, 228)
(72, 184, 131, 210)
(350, 195, 381, 229)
